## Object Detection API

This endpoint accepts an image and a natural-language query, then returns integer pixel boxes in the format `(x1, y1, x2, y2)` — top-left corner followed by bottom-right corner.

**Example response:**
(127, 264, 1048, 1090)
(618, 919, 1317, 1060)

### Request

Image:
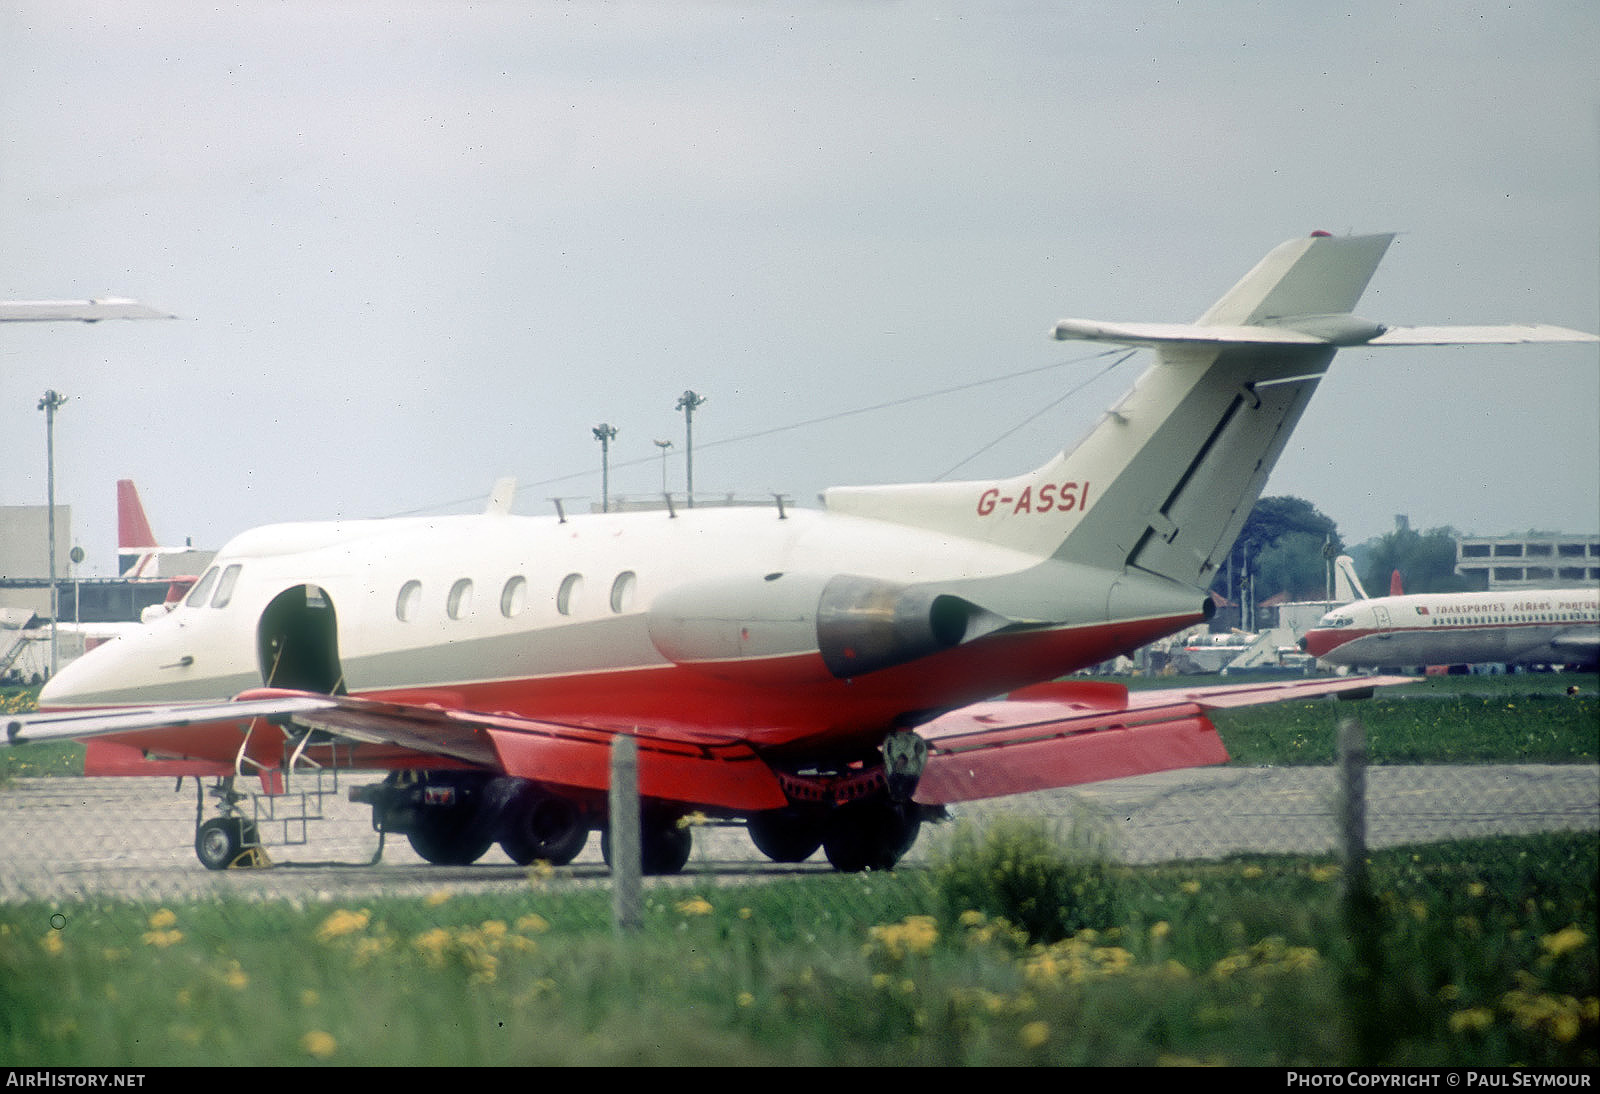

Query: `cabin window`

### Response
(557, 573, 584, 616)
(447, 578, 474, 620)
(610, 571, 637, 614)
(211, 564, 243, 609)
(500, 576, 528, 618)
(396, 581, 422, 622)
(185, 567, 220, 609)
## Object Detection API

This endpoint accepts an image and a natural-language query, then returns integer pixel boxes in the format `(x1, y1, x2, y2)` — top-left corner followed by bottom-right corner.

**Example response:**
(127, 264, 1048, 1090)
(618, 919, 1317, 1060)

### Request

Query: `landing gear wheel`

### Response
(601, 817, 694, 875)
(499, 789, 588, 866)
(822, 800, 921, 873)
(747, 809, 824, 863)
(195, 816, 259, 871)
(407, 808, 494, 865)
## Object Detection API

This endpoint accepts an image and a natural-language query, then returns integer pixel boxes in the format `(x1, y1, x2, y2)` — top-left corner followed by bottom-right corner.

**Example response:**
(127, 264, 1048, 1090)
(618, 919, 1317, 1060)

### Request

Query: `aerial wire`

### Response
(385, 346, 1135, 517)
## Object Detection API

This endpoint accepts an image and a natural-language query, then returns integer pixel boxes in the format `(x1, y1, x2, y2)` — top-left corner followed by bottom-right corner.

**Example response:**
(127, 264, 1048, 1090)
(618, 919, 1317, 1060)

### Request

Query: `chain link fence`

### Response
(1, 716, 1594, 905)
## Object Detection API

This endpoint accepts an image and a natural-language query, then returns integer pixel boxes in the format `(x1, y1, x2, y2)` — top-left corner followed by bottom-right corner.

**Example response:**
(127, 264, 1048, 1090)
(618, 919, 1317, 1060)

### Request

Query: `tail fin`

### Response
(1389, 569, 1404, 596)
(827, 233, 1393, 591)
(116, 480, 160, 577)
(1333, 555, 1368, 602)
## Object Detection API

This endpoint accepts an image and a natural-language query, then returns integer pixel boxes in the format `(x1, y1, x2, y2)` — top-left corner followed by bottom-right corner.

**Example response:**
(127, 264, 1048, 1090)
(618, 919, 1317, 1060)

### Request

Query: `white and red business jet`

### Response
(7, 233, 1595, 873)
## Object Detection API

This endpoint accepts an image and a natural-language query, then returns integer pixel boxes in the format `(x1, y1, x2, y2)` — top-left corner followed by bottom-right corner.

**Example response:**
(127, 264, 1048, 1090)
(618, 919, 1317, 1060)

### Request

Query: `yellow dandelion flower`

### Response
(1540, 926, 1588, 959)
(425, 890, 453, 907)
(315, 908, 371, 943)
(148, 908, 177, 929)
(142, 929, 183, 948)
(1180, 880, 1201, 894)
(413, 927, 452, 967)
(959, 909, 988, 927)
(41, 932, 63, 956)
(1241, 865, 1264, 879)
(1467, 882, 1486, 898)
(516, 913, 551, 934)
(1149, 921, 1172, 941)
(223, 964, 249, 991)
(1309, 864, 1340, 883)
(1020, 1021, 1050, 1049)
(739, 907, 753, 919)
(301, 989, 321, 1008)
(737, 991, 754, 1008)
(676, 896, 714, 917)
(301, 1030, 337, 1059)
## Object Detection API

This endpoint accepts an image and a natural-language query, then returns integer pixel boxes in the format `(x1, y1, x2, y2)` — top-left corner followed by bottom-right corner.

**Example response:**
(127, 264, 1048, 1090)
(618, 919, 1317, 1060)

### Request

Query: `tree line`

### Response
(1213, 496, 1480, 609)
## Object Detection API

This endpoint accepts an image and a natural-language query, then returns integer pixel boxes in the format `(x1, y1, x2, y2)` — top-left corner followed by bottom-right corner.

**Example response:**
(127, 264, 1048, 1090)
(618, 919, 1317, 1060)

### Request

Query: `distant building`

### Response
(0, 503, 201, 622)
(1456, 534, 1600, 590)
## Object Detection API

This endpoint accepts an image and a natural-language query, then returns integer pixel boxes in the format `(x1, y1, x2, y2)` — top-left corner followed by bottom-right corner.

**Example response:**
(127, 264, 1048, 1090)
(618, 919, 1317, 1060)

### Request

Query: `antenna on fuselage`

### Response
(485, 478, 517, 516)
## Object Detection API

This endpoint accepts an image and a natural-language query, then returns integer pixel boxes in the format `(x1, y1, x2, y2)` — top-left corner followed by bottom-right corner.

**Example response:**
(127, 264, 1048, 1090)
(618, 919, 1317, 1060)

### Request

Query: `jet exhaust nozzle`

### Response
(817, 576, 987, 679)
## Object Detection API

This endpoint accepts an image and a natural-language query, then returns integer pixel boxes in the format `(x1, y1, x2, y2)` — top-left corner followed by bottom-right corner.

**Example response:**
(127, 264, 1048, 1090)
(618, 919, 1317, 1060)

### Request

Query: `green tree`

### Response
(1356, 525, 1474, 595)
(1213, 496, 1343, 603)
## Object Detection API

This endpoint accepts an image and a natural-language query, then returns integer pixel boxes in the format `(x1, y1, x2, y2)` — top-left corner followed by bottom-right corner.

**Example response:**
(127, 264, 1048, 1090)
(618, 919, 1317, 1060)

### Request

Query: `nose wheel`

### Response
(195, 815, 262, 871)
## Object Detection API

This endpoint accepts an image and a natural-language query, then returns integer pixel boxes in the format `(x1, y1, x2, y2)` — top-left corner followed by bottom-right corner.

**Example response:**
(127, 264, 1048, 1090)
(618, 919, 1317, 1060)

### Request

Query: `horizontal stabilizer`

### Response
(1055, 318, 1598, 349)
(1054, 319, 1327, 347)
(1366, 324, 1599, 345)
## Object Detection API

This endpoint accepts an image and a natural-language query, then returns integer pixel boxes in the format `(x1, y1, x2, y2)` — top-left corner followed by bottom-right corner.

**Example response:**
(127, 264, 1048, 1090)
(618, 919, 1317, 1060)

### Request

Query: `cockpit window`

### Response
(185, 567, 220, 608)
(211, 564, 242, 609)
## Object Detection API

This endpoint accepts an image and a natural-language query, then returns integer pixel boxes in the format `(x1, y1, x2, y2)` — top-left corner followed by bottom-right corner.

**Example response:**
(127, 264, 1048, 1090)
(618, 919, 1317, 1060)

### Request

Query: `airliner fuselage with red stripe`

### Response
(1303, 587, 1600, 669)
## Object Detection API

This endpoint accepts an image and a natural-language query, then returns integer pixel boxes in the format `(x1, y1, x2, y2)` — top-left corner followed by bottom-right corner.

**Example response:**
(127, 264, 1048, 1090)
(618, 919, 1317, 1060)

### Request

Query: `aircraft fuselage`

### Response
(40, 501, 1205, 765)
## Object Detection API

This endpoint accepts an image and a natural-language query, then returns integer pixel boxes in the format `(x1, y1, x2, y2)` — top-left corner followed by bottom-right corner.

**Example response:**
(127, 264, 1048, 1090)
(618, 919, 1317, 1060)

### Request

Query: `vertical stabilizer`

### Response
(825, 233, 1396, 595)
(117, 480, 161, 577)
(117, 480, 157, 550)
(1333, 555, 1368, 602)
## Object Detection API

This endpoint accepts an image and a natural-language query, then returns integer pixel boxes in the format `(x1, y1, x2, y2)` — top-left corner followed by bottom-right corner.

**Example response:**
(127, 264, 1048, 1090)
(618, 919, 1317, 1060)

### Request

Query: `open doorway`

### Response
(257, 584, 345, 694)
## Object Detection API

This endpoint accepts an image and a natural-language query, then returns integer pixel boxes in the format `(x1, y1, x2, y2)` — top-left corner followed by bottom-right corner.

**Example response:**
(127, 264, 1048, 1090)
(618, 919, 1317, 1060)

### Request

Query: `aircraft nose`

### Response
(1300, 629, 1344, 659)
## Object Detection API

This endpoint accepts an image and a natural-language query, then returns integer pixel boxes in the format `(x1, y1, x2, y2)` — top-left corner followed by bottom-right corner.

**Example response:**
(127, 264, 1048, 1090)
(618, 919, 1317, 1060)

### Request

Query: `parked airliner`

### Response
(1302, 587, 1600, 670)
(6, 233, 1595, 874)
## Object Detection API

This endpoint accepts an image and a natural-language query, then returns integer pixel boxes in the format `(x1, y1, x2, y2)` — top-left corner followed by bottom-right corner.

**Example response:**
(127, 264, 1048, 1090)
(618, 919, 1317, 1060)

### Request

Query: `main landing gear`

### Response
(744, 729, 939, 872)
(351, 771, 597, 869)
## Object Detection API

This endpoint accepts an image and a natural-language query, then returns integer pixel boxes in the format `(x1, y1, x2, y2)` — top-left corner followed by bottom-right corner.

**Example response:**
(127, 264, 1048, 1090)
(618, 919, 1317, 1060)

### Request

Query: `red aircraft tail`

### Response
(117, 480, 161, 577)
(1389, 569, 1404, 596)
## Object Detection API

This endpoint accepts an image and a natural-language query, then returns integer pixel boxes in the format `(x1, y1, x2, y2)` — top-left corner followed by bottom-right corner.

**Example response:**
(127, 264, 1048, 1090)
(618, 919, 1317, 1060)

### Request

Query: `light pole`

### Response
(675, 390, 706, 508)
(38, 390, 68, 677)
(592, 423, 618, 513)
(653, 439, 673, 494)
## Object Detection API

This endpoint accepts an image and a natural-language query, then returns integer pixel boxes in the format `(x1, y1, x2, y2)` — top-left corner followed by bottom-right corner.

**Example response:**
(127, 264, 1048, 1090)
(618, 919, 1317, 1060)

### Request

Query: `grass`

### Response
(0, 832, 1592, 1066)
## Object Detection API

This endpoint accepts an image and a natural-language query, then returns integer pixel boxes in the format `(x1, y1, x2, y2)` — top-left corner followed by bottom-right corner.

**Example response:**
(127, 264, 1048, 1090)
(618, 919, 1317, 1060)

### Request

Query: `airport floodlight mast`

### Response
(592, 423, 618, 513)
(37, 390, 68, 676)
(653, 438, 673, 494)
(675, 390, 706, 508)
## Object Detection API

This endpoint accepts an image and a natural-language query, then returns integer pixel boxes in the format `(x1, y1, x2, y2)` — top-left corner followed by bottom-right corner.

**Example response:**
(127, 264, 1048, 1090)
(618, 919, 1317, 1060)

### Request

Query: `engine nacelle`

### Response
(645, 572, 1006, 682)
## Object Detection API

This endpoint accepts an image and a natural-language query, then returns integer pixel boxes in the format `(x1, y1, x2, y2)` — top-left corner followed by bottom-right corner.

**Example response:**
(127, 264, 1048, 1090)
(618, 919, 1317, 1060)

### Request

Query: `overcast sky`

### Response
(3, 0, 1596, 577)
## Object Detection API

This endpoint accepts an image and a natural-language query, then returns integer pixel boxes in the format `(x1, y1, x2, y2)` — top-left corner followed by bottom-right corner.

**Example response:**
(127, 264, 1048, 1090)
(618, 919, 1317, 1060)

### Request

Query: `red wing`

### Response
(913, 675, 1408, 805)
(284, 694, 787, 811)
(8, 689, 787, 813)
